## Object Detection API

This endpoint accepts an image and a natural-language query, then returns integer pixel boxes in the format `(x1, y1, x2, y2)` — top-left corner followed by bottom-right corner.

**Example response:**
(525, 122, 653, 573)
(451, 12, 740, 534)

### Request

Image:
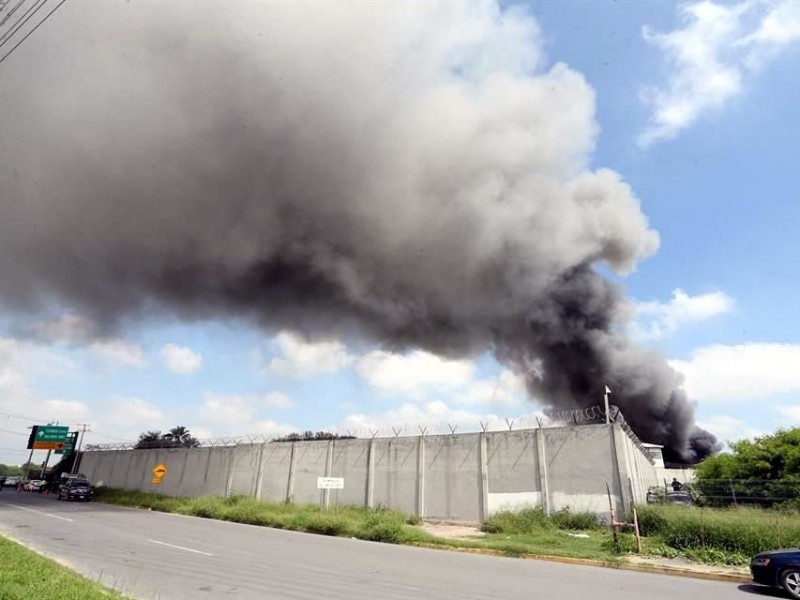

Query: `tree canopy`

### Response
(697, 427, 800, 481)
(134, 426, 200, 450)
(0, 463, 23, 476)
(273, 431, 356, 443)
(693, 427, 800, 507)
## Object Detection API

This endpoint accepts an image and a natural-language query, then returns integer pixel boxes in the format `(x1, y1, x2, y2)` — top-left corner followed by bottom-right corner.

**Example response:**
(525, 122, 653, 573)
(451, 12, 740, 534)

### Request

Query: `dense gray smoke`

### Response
(0, 1, 718, 461)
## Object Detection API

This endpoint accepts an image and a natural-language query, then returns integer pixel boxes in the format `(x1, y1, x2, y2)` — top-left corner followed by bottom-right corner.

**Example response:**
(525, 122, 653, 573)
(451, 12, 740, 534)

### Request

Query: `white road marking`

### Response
(10, 504, 74, 523)
(146, 539, 214, 557)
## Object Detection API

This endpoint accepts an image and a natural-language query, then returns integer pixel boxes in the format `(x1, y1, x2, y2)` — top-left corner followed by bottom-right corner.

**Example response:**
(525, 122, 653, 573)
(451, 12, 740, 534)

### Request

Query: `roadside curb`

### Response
(411, 542, 751, 583)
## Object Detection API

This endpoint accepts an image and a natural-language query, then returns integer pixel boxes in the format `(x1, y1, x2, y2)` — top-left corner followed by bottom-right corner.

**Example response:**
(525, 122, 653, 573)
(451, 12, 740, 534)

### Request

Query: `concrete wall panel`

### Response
(291, 441, 330, 505)
(329, 440, 369, 507)
(485, 430, 539, 494)
(228, 445, 261, 497)
(258, 443, 294, 502)
(424, 434, 481, 521)
(543, 426, 618, 513)
(372, 438, 417, 515)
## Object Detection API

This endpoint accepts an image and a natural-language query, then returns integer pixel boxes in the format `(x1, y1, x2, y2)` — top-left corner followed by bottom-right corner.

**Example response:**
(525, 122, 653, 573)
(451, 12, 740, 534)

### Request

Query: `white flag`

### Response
(604, 385, 611, 394)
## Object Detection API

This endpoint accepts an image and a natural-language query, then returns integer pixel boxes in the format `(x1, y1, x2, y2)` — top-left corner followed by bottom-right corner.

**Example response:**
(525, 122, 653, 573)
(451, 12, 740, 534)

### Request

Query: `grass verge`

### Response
(637, 505, 800, 565)
(96, 488, 435, 545)
(0, 534, 129, 599)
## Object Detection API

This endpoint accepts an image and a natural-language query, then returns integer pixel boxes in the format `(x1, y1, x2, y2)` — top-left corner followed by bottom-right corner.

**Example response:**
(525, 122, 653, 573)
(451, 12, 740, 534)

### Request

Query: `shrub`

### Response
(189, 498, 223, 519)
(482, 508, 551, 534)
(551, 509, 600, 531)
(303, 513, 354, 537)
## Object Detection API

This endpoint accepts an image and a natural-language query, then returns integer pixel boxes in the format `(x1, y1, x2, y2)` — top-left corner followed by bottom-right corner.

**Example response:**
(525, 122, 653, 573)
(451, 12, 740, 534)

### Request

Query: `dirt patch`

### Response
(420, 523, 485, 540)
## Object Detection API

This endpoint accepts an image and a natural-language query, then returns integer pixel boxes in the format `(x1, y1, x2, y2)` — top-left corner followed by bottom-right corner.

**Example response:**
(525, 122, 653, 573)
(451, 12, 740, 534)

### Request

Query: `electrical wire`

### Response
(0, 0, 65, 65)
(0, 0, 45, 47)
(0, 427, 28, 436)
(0, 408, 85, 426)
(0, 0, 27, 29)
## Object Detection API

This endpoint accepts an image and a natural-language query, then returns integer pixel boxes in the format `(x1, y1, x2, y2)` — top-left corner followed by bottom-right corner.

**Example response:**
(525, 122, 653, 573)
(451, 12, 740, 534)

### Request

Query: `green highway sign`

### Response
(55, 431, 78, 455)
(36, 426, 68, 442)
(27, 425, 69, 450)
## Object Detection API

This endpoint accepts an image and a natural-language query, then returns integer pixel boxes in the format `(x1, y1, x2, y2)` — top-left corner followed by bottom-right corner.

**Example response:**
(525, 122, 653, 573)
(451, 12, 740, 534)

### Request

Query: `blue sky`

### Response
(1, 0, 800, 464)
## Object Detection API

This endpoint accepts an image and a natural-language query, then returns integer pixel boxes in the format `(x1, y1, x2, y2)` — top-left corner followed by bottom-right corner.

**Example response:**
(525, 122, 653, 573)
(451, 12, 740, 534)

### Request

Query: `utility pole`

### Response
(38, 421, 58, 480)
(39, 449, 51, 479)
(22, 446, 34, 482)
(71, 423, 91, 474)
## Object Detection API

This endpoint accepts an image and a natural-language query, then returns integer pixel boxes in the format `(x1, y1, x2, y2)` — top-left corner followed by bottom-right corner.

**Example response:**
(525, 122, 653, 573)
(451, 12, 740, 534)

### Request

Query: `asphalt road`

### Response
(0, 491, 766, 600)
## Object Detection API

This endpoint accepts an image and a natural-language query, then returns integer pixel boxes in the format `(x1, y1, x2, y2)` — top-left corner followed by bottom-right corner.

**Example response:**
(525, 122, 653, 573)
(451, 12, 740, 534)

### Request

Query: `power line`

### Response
(0, 427, 27, 437)
(0, 0, 65, 66)
(0, 0, 44, 48)
(0, 408, 85, 426)
(0, 0, 26, 30)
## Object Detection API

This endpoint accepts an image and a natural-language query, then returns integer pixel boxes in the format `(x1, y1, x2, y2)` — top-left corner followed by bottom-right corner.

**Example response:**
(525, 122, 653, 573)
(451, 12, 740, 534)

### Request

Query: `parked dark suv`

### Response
(57, 479, 94, 502)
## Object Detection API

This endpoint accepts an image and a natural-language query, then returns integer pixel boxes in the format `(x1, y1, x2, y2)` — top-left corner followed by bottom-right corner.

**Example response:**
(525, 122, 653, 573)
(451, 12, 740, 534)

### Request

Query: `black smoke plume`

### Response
(0, 1, 718, 461)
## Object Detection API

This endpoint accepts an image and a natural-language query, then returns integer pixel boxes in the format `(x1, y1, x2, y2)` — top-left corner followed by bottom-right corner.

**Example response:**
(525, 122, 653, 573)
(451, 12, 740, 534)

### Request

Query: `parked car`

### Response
(57, 479, 93, 502)
(665, 492, 694, 506)
(22, 479, 46, 492)
(751, 549, 800, 598)
(4, 476, 20, 488)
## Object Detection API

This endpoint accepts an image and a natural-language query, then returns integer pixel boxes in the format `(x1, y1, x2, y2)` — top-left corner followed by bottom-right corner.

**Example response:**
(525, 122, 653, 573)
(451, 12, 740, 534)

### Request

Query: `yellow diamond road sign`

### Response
(152, 464, 167, 478)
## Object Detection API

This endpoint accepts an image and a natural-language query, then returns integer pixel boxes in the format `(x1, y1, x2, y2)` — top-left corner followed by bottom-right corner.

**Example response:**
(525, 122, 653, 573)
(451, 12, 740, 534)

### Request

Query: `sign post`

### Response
(316, 478, 344, 511)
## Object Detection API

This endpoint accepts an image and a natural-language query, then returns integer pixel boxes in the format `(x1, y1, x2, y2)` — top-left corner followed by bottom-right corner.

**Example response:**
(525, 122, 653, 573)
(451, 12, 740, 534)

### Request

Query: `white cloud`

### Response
(777, 405, 800, 421)
(671, 343, 800, 402)
(454, 369, 527, 407)
(639, 0, 800, 146)
(106, 397, 166, 424)
(90, 339, 145, 368)
(341, 400, 501, 436)
(34, 313, 146, 367)
(248, 419, 296, 438)
(0, 337, 76, 393)
(35, 314, 95, 343)
(697, 414, 762, 444)
(160, 343, 203, 374)
(634, 288, 733, 339)
(186, 426, 213, 440)
(356, 350, 475, 398)
(200, 392, 293, 425)
(265, 331, 354, 378)
(40, 399, 90, 421)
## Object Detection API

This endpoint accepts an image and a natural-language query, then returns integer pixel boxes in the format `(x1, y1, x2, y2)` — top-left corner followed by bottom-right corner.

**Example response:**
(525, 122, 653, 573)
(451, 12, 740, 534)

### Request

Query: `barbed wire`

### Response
(83, 405, 653, 456)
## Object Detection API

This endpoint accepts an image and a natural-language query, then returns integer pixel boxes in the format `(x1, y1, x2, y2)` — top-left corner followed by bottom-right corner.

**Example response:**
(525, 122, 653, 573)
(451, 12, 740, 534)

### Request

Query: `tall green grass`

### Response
(638, 505, 800, 562)
(482, 507, 601, 534)
(96, 489, 432, 545)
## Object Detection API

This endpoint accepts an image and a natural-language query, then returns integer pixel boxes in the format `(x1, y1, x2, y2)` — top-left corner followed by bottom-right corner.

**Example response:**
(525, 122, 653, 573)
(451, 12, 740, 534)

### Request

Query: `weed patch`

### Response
(0, 535, 129, 599)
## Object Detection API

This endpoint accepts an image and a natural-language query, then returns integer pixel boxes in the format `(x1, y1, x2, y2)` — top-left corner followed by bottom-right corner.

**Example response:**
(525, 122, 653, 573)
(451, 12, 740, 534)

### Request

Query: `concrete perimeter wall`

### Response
(80, 424, 658, 522)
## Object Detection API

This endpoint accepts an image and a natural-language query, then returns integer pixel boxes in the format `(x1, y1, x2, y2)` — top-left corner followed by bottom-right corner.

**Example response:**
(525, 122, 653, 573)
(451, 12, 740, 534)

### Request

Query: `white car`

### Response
(3, 476, 20, 488)
(23, 479, 46, 491)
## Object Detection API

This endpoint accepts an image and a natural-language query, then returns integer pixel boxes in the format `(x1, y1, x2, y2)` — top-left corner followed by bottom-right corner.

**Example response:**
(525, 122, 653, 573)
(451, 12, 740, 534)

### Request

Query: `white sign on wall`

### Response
(317, 477, 345, 490)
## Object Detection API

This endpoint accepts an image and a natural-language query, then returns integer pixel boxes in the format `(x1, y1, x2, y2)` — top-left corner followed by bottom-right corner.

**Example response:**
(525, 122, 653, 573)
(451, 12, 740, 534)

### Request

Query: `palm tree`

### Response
(164, 426, 200, 448)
